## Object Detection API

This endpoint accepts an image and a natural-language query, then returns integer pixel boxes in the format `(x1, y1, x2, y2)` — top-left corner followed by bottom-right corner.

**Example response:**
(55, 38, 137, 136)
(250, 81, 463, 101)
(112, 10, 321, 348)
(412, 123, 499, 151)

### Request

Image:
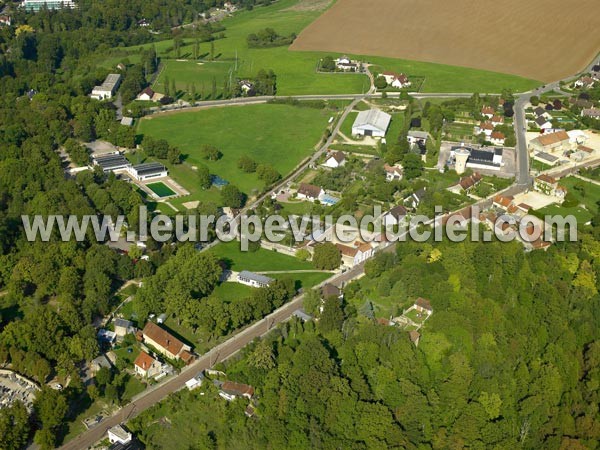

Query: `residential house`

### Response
(413, 297, 433, 315)
(481, 106, 495, 118)
(239, 80, 255, 95)
(490, 115, 504, 127)
(292, 309, 313, 322)
(352, 109, 392, 137)
(478, 121, 494, 137)
(108, 425, 132, 446)
(323, 151, 346, 168)
(137, 87, 155, 101)
(384, 163, 403, 181)
(581, 108, 600, 119)
(529, 130, 571, 154)
(237, 270, 274, 288)
(185, 372, 204, 391)
(134, 351, 162, 378)
(114, 318, 133, 339)
(0, 15, 11, 27)
(405, 188, 427, 209)
(535, 116, 553, 130)
(297, 183, 324, 202)
(492, 194, 514, 209)
(575, 76, 595, 89)
(407, 130, 430, 146)
(219, 381, 255, 401)
(384, 204, 408, 227)
(336, 242, 373, 267)
(569, 98, 594, 109)
(380, 72, 411, 89)
(335, 56, 359, 71)
(90, 354, 112, 374)
(449, 172, 482, 193)
(141, 322, 193, 362)
(321, 283, 343, 300)
(534, 175, 568, 199)
(533, 106, 547, 117)
(490, 131, 506, 146)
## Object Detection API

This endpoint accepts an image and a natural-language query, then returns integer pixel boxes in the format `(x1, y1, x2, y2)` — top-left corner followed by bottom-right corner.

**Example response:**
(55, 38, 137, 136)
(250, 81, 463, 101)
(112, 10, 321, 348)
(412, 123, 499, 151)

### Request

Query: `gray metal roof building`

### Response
(352, 109, 392, 137)
(93, 154, 131, 172)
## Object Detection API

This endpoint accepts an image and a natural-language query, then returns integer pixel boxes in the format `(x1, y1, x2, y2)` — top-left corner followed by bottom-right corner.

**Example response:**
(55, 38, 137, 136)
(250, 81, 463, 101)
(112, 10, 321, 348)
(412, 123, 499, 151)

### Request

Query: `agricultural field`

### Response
(137, 103, 330, 206)
(106, 0, 543, 96)
(291, 0, 599, 83)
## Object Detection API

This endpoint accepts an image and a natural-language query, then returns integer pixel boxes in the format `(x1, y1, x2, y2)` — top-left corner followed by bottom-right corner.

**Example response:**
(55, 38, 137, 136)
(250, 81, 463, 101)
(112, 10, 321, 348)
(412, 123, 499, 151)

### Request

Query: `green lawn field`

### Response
(137, 103, 329, 204)
(208, 241, 314, 272)
(109, 0, 539, 96)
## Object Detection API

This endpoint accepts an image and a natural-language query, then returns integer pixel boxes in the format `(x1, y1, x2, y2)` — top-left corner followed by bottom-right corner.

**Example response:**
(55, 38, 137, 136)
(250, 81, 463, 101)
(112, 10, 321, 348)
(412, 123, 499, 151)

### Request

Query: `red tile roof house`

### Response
(336, 242, 373, 267)
(481, 106, 495, 118)
(490, 131, 506, 146)
(141, 322, 194, 363)
(134, 351, 163, 378)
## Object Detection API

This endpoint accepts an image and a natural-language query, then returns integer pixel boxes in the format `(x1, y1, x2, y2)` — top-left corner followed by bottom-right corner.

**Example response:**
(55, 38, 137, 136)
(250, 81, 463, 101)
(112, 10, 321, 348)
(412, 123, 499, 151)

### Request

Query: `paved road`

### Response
(512, 55, 599, 187)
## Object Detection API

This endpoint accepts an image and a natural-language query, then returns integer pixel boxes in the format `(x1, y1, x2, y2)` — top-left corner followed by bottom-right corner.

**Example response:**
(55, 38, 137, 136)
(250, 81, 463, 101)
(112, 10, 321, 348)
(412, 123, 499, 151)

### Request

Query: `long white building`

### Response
(22, 0, 76, 11)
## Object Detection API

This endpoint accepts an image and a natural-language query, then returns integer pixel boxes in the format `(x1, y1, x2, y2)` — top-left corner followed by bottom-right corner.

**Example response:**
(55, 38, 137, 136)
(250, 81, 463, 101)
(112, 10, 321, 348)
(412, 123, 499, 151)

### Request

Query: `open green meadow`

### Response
(108, 0, 539, 96)
(137, 103, 329, 204)
(208, 241, 314, 272)
(536, 176, 600, 224)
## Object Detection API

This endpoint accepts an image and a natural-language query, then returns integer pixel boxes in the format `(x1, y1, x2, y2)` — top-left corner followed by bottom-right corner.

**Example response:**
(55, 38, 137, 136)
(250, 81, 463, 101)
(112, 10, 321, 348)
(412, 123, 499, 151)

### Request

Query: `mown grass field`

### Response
(208, 241, 314, 272)
(137, 103, 329, 205)
(108, 0, 540, 96)
(536, 177, 600, 224)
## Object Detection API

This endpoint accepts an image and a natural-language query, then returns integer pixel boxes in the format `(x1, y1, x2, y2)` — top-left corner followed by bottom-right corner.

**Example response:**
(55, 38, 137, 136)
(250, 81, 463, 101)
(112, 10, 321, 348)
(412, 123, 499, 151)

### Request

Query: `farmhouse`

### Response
(352, 109, 391, 137)
(93, 154, 130, 173)
(581, 108, 600, 119)
(237, 270, 274, 288)
(384, 204, 408, 227)
(384, 163, 403, 181)
(336, 242, 373, 267)
(91, 74, 122, 100)
(141, 322, 193, 362)
(323, 151, 346, 168)
(297, 183, 325, 201)
(134, 351, 162, 379)
(128, 162, 168, 181)
(529, 130, 571, 153)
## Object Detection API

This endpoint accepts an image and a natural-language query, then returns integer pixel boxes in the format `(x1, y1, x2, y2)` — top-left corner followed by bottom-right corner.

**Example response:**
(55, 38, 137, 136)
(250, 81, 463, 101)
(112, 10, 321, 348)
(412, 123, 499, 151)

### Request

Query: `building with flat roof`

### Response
(352, 109, 392, 137)
(128, 163, 168, 181)
(23, 0, 76, 11)
(237, 270, 274, 288)
(107, 424, 132, 445)
(91, 74, 122, 100)
(93, 154, 130, 173)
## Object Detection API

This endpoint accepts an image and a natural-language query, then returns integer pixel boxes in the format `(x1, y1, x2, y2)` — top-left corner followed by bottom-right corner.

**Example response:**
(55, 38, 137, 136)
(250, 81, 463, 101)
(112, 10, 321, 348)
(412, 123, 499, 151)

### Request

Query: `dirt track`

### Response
(290, 0, 600, 82)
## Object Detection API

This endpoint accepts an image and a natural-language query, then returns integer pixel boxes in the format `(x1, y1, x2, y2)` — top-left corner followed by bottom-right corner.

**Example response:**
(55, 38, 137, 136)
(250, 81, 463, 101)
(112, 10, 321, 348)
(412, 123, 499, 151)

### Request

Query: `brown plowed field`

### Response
(290, 0, 600, 82)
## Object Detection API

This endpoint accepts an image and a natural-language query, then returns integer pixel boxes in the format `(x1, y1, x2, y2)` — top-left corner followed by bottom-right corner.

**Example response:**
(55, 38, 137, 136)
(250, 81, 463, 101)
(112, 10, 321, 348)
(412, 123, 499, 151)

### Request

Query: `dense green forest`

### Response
(130, 235, 600, 450)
